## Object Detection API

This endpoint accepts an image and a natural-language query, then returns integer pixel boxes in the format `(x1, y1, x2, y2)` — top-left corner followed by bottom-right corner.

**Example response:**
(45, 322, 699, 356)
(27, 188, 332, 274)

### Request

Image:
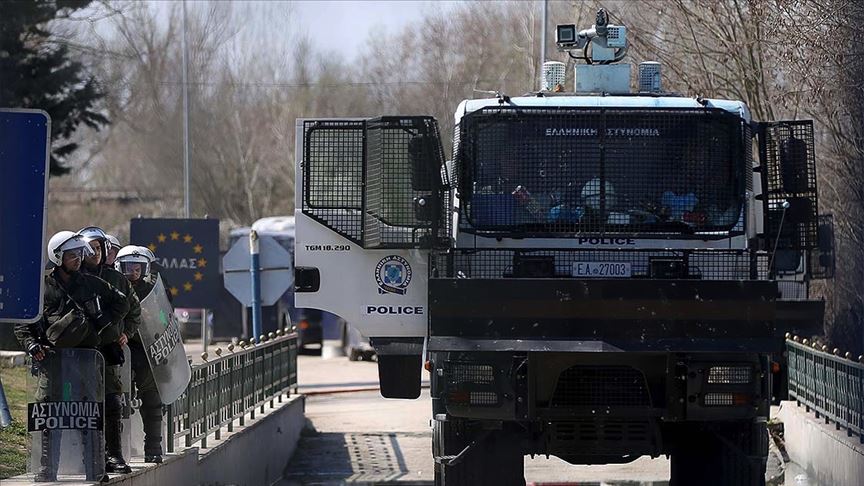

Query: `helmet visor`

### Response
(117, 260, 149, 280)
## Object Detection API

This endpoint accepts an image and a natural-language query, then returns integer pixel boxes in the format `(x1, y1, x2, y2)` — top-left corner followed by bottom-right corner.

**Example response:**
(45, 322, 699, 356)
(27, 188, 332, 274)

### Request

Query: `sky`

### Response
(291, 1, 459, 59)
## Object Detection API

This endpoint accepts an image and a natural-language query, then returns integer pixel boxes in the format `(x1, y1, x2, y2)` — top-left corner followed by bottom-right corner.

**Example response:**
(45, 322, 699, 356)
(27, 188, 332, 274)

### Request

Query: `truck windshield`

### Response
(460, 108, 747, 234)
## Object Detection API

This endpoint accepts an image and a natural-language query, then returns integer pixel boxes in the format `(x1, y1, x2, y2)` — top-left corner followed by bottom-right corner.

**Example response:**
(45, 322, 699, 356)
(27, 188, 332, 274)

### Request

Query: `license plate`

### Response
(572, 262, 632, 278)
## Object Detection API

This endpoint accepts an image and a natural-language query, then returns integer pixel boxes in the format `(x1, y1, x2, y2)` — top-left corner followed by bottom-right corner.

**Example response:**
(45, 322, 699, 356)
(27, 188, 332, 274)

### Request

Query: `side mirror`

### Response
(408, 135, 439, 191)
(779, 134, 809, 193)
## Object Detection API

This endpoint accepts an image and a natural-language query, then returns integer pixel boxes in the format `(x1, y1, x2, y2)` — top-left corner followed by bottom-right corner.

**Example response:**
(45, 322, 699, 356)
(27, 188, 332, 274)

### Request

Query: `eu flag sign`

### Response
(130, 218, 220, 308)
(0, 109, 50, 323)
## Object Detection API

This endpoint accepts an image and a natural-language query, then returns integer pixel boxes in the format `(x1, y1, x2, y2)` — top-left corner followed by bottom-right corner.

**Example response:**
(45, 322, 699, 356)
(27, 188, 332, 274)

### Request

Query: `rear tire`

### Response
(433, 419, 524, 486)
(670, 420, 767, 486)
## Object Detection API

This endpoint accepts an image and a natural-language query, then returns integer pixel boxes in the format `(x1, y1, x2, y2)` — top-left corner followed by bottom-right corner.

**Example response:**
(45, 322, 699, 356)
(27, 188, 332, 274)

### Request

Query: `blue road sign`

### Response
(0, 109, 50, 324)
(130, 218, 221, 308)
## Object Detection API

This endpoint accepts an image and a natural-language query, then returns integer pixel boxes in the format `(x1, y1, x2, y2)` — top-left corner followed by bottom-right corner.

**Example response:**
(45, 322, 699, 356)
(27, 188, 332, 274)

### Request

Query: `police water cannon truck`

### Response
(294, 9, 828, 485)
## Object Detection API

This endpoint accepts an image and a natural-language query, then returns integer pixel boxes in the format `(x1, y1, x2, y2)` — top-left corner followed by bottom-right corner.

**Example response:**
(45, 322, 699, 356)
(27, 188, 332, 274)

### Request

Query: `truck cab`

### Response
(294, 9, 826, 485)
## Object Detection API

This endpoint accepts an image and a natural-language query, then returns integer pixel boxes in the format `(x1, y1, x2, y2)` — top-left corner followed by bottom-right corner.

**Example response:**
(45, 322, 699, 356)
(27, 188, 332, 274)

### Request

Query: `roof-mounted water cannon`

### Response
(555, 9, 628, 64)
(550, 8, 645, 94)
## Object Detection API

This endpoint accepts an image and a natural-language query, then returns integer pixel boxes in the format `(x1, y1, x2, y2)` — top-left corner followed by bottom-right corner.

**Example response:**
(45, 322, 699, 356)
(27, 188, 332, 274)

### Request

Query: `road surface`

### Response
(279, 354, 670, 485)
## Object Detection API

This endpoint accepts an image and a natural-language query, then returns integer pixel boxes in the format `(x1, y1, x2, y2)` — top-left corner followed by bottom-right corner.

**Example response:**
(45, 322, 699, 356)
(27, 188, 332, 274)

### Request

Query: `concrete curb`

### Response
(777, 400, 864, 486)
(5, 394, 306, 486)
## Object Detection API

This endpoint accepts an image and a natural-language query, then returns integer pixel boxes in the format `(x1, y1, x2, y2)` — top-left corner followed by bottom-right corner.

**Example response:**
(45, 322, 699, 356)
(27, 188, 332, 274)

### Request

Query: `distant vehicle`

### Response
(343, 320, 374, 361)
(228, 217, 344, 350)
(176, 308, 203, 341)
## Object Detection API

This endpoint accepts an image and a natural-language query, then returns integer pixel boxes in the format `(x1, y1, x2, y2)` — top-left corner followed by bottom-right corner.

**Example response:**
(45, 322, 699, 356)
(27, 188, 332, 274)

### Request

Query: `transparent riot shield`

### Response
(27, 348, 106, 482)
(138, 276, 191, 404)
(120, 346, 132, 461)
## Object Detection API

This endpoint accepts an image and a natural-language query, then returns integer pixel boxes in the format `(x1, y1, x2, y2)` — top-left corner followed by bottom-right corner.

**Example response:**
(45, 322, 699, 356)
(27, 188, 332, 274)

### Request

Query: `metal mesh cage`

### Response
(550, 366, 651, 408)
(430, 249, 769, 281)
(809, 214, 835, 279)
(760, 120, 818, 250)
(303, 120, 365, 244)
(302, 117, 448, 248)
(365, 117, 449, 247)
(455, 107, 748, 236)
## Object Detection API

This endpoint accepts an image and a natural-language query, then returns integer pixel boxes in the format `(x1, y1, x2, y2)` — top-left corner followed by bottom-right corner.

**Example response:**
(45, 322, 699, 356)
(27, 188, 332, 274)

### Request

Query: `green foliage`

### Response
(0, 367, 30, 479)
(0, 0, 108, 176)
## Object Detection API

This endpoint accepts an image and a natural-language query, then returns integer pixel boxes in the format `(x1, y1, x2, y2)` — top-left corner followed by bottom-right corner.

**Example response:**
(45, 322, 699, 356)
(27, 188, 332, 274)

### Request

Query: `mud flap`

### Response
(371, 338, 423, 399)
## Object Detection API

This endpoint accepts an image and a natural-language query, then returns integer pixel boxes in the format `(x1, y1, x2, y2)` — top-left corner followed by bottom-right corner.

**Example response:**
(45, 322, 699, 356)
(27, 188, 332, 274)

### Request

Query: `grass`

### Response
(0, 366, 30, 479)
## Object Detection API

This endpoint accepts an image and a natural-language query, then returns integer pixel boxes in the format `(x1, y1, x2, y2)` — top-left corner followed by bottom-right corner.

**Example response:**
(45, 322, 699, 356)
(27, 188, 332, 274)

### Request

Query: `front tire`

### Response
(433, 419, 524, 486)
(670, 420, 768, 486)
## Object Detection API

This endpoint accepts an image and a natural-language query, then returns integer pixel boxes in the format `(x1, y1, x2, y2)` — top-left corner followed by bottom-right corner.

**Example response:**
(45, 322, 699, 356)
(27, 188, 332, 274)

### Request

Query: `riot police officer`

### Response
(105, 234, 122, 267)
(14, 231, 130, 481)
(115, 245, 165, 463)
(78, 226, 140, 474)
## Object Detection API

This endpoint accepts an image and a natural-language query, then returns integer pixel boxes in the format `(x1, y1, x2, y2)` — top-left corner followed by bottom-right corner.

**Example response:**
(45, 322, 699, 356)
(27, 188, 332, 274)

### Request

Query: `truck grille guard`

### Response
(429, 248, 770, 281)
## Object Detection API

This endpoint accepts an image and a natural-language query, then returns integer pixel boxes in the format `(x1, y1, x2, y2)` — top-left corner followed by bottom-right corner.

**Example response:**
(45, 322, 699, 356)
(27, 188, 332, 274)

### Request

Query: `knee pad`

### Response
(139, 389, 163, 410)
(105, 392, 123, 418)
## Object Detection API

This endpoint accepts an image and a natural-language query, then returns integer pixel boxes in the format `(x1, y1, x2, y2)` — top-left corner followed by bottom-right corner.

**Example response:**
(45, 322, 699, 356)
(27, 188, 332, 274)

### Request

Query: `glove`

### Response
(27, 343, 46, 361)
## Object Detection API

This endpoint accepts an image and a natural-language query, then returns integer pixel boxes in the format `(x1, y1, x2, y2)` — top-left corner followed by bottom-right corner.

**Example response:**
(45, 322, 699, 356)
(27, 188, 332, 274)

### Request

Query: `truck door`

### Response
(757, 120, 819, 275)
(293, 116, 448, 339)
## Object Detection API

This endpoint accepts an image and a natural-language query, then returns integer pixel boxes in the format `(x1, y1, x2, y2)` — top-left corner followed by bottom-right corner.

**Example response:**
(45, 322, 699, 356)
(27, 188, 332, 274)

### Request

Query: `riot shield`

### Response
(27, 348, 106, 482)
(138, 276, 191, 404)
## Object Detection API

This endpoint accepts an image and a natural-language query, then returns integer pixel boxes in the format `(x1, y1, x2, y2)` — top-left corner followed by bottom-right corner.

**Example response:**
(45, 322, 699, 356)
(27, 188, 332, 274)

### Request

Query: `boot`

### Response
(104, 419, 131, 473)
(141, 392, 164, 464)
(105, 394, 132, 474)
(83, 429, 107, 481)
(34, 429, 59, 482)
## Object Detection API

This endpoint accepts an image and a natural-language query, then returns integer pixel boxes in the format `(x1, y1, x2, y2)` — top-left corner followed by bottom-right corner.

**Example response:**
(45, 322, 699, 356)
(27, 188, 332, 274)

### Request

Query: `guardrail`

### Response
(166, 330, 298, 451)
(786, 336, 864, 443)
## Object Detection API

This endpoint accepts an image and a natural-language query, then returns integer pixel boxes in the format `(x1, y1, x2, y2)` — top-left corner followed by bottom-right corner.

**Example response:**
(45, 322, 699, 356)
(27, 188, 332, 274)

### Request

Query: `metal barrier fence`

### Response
(787, 337, 864, 442)
(166, 330, 298, 451)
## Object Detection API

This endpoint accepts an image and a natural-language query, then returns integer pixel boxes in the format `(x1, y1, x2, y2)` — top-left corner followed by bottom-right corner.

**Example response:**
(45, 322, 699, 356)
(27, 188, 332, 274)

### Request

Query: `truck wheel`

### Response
(670, 421, 767, 486)
(433, 420, 524, 486)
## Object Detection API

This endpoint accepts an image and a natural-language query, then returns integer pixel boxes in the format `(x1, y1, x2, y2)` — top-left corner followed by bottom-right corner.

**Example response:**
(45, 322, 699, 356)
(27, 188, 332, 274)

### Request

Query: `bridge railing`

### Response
(166, 330, 299, 451)
(787, 337, 864, 442)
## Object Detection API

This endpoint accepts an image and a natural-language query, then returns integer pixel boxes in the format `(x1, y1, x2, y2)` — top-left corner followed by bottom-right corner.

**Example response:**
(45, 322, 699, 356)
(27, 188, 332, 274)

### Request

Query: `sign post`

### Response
(250, 231, 263, 343)
(0, 375, 11, 428)
(223, 232, 293, 343)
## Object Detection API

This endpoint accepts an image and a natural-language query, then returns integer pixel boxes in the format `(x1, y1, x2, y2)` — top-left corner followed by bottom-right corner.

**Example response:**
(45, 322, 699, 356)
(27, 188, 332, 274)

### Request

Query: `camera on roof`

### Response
(555, 24, 579, 49)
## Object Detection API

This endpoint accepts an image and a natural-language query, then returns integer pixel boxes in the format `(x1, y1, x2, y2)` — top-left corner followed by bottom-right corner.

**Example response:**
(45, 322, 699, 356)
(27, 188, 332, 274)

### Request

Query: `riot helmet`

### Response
(105, 234, 122, 266)
(115, 245, 152, 282)
(47, 231, 95, 271)
(78, 226, 109, 266)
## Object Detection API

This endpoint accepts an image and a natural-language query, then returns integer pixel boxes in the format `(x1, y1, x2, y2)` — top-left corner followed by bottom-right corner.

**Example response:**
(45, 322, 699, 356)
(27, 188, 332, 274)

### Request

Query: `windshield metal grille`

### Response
(455, 107, 747, 236)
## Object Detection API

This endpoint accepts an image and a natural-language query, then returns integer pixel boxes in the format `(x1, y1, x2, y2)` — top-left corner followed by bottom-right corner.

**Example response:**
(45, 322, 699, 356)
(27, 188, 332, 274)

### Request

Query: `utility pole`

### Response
(540, 0, 547, 66)
(181, 0, 191, 218)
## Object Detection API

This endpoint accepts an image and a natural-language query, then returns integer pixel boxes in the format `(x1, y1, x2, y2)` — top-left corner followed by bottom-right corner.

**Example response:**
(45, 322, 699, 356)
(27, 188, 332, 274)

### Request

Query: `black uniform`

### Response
(14, 267, 129, 481)
(81, 263, 140, 472)
(128, 278, 165, 460)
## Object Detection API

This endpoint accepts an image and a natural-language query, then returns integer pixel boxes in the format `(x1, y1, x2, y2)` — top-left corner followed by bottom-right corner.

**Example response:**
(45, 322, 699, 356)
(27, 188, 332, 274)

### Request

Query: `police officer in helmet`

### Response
(78, 226, 141, 474)
(14, 231, 130, 481)
(105, 234, 122, 267)
(115, 245, 166, 463)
